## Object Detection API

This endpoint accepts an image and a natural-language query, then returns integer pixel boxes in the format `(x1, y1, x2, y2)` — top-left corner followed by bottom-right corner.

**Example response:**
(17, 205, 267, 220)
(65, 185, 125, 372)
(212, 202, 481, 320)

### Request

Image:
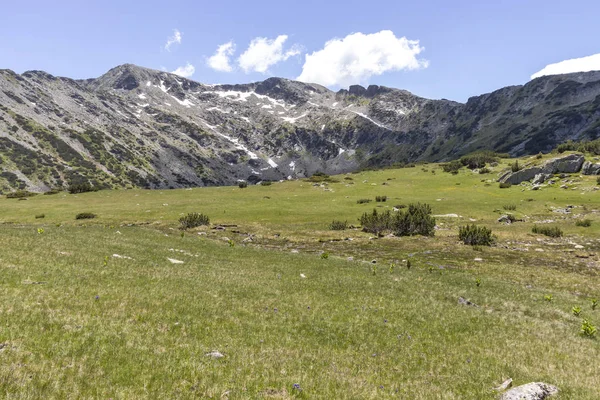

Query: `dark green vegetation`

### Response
(532, 225, 564, 238)
(0, 160, 599, 398)
(459, 224, 494, 246)
(179, 212, 210, 229)
(75, 212, 97, 220)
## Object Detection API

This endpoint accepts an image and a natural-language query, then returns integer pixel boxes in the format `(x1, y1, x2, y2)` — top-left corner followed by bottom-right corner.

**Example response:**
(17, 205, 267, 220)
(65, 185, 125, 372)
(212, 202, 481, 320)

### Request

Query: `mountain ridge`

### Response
(1, 64, 599, 192)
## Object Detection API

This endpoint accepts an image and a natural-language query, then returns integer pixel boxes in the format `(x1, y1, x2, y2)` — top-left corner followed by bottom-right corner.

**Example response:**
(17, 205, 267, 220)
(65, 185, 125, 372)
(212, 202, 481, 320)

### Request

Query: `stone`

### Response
(206, 350, 224, 359)
(542, 153, 584, 174)
(458, 297, 478, 307)
(582, 161, 600, 175)
(500, 382, 558, 400)
(498, 215, 515, 224)
(532, 173, 551, 185)
(500, 154, 585, 185)
(495, 378, 513, 391)
(531, 185, 541, 191)
(500, 167, 542, 185)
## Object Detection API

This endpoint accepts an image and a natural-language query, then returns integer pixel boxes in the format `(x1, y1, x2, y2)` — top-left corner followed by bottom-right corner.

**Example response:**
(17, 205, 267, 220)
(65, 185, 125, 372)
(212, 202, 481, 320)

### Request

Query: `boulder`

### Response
(500, 167, 542, 185)
(541, 153, 585, 174)
(500, 382, 558, 400)
(582, 161, 600, 175)
(532, 173, 551, 185)
(500, 154, 585, 184)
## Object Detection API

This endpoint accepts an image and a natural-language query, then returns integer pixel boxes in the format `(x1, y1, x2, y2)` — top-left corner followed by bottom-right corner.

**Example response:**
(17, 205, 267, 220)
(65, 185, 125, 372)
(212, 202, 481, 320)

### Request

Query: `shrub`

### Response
(575, 219, 592, 227)
(375, 195, 387, 202)
(503, 204, 517, 211)
(597, 176, 600, 186)
(478, 167, 490, 174)
(260, 181, 272, 186)
(460, 151, 499, 169)
(499, 182, 512, 189)
(179, 212, 210, 229)
(44, 188, 61, 195)
(6, 190, 37, 199)
(459, 224, 494, 246)
(442, 160, 462, 174)
(392, 203, 436, 237)
(359, 209, 392, 236)
(344, 176, 353, 181)
(581, 319, 597, 338)
(573, 306, 582, 317)
(75, 212, 97, 220)
(68, 182, 98, 194)
(394, 204, 407, 209)
(532, 225, 563, 237)
(329, 220, 348, 230)
(511, 160, 521, 172)
(357, 198, 372, 204)
(35, 214, 45, 219)
(238, 181, 248, 188)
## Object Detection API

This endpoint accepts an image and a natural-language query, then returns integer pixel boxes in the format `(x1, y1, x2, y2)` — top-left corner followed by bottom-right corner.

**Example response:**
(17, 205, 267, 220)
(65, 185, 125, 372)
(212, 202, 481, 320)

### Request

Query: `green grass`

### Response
(1, 161, 600, 398)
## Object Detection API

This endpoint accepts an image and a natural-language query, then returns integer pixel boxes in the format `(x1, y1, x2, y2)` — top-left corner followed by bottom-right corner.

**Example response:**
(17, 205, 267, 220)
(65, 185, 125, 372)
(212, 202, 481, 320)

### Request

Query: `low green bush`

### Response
(442, 160, 462, 174)
(499, 182, 512, 189)
(75, 212, 97, 220)
(6, 190, 37, 199)
(375, 195, 387, 202)
(503, 204, 517, 211)
(532, 225, 563, 237)
(68, 183, 98, 194)
(359, 203, 436, 237)
(44, 188, 61, 195)
(458, 224, 494, 246)
(35, 214, 45, 219)
(329, 220, 348, 230)
(575, 219, 592, 227)
(179, 212, 210, 229)
(238, 181, 248, 188)
(357, 198, 372, 204)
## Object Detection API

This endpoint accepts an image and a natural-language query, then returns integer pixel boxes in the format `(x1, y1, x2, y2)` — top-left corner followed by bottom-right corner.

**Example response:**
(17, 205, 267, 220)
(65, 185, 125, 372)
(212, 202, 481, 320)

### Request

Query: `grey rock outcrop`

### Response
(501, 167, 543, 185)
(541, 153, 585, 174)
(500, 382, 558, 400)
(500, 154, 585, 184)
(582, 161, 600, 175)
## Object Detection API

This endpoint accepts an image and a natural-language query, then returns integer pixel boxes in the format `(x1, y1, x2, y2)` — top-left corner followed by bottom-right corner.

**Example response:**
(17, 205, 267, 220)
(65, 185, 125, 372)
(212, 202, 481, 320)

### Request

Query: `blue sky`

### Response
(1, 0, 599, 101)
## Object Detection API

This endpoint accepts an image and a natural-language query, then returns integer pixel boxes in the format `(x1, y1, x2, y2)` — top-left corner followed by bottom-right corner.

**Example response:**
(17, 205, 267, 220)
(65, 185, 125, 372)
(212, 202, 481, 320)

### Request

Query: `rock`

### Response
(500, 382, 558, 400)
(500, 167, 542, 185)
(458, 297, 478, 307)
(542, 153, 584, 174)
(582, 161, 600, 175)
(495, 378, 513, 391)
(206, 350, 224, 359)
(532, 173, 551, 185)
(498, 215, 514, 224)
(167, 258, 184, 264)
(531, 185, 541, 191)
(500, 154, 585, 184)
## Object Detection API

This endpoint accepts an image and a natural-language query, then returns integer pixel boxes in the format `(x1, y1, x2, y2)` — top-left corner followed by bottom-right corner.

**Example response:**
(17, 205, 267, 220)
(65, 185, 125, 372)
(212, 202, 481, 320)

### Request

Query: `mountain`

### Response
(1, 64, 599, 192)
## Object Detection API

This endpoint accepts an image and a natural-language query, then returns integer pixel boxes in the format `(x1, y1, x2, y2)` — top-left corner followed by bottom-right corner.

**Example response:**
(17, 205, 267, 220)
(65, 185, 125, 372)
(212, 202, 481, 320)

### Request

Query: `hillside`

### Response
(1, 64, 599, 192)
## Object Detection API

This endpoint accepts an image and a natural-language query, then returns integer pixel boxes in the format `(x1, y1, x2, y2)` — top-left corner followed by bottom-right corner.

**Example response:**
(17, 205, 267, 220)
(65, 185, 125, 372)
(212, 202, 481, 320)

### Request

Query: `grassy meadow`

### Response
(1, 154, 600, 399)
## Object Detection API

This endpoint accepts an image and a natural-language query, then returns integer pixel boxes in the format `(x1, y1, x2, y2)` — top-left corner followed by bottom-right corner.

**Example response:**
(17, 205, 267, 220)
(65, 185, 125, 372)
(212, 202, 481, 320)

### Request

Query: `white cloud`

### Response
(238, 35, 301, 74)
(531, 53, 600, 79)
(165, 29, 182, 51)
(297, 30, 428, 87)
(207, 41, 236, 72)
(172, 63, 195, 78)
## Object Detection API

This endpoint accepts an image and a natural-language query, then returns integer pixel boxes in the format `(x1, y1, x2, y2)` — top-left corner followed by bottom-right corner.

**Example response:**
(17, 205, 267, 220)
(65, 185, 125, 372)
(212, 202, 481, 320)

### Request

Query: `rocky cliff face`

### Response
(0, 64, 599, 192)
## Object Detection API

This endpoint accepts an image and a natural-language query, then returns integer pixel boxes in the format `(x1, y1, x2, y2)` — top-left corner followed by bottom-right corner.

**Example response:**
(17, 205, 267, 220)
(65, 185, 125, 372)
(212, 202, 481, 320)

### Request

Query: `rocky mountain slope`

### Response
(1, 64, 599, 192)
